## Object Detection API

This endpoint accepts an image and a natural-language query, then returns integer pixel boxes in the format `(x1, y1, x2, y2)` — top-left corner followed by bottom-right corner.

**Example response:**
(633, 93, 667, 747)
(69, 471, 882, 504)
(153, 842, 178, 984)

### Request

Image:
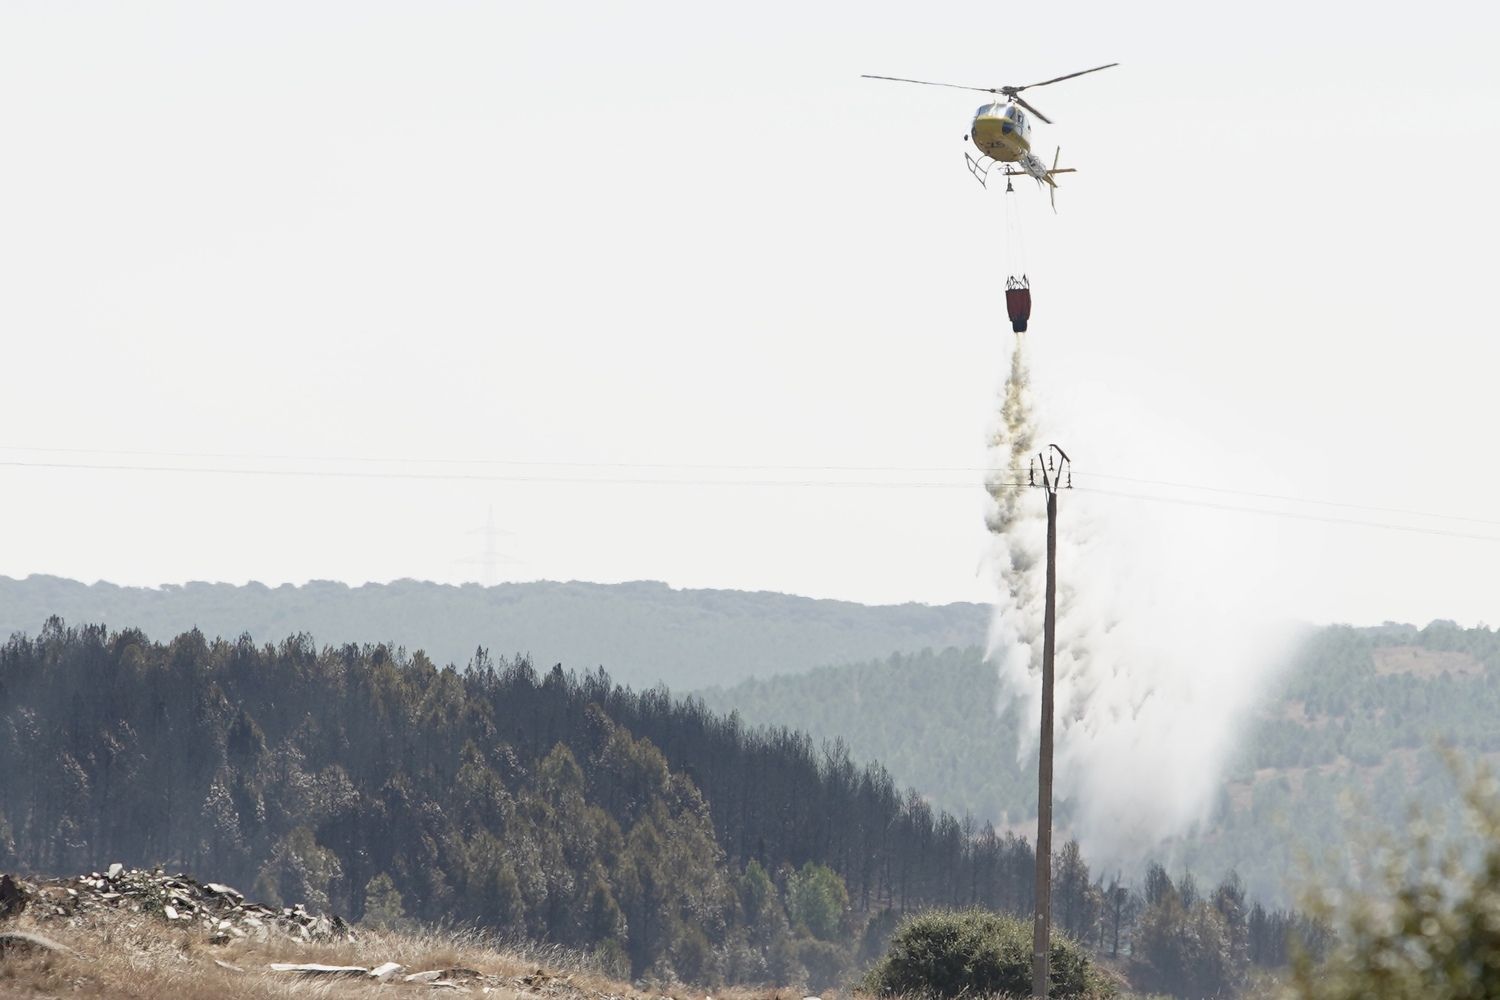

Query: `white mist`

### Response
(985, 340, 1301, 866)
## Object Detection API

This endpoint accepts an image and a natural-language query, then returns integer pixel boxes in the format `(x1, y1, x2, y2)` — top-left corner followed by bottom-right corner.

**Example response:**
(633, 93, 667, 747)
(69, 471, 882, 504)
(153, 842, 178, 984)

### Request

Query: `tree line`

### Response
(0, 620, 1310, 995)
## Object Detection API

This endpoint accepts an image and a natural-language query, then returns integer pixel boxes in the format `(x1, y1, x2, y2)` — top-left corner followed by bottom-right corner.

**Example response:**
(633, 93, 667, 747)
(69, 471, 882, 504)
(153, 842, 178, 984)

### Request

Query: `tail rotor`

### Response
(1043, 147, 1063, 212)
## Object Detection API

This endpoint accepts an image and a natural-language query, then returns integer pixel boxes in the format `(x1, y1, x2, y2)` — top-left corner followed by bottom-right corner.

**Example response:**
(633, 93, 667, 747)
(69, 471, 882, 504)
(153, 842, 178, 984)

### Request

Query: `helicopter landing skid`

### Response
(964, 152, 995, 188)
(965, 153, 1020, 192)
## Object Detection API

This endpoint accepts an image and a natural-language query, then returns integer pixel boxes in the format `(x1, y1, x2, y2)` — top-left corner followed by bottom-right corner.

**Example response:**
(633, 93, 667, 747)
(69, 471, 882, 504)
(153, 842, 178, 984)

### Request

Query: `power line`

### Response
(0, 458, 1022, 490)
(5, 442, 1496, 529)
(1071, 470, 1500, 529)
(3, 455, 1498, 543)
(0, 443, 988, 475)
(2, 440, 1500, 527)
(1073, 486, 1500, 544)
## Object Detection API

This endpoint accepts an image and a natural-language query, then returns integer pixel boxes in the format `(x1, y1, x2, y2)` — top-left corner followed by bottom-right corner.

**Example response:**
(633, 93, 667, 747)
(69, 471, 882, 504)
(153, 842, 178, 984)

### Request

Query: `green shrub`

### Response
(787, 862, 850, 941)
(1291, 758, 1500, 999)
(865, 909, 1111, 999)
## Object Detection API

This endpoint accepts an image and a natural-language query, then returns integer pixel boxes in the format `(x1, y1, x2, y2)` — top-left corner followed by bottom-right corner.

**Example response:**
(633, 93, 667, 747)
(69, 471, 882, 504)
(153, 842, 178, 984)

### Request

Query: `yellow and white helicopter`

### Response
(862, 63, 1117, 208)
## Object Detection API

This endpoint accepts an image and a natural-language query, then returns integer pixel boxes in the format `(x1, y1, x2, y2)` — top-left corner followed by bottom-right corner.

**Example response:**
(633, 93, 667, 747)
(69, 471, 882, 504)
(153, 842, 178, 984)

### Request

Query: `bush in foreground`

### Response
(865, 909, 1112, 999)
(1290, 759, 1500, 999)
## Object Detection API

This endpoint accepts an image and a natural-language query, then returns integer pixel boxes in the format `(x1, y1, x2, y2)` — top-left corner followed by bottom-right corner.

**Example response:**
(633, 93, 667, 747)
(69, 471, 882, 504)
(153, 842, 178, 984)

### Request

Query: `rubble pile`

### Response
(0, 868, 672, 997)
(0, 864, 351, 943)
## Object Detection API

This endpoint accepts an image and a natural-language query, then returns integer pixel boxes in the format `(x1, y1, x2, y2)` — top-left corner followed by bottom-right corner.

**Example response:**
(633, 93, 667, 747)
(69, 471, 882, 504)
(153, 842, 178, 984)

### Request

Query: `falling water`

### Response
(983, 338, 1299, 864)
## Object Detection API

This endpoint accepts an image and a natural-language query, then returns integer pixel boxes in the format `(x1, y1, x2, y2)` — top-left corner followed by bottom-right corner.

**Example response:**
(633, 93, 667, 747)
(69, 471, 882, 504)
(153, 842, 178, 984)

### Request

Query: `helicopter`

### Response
(862, 63, 1117, 208)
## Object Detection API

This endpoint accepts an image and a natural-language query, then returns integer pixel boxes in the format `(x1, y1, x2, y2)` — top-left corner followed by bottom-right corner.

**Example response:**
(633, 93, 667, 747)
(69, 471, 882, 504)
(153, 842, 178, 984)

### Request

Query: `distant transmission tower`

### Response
(1028, 443, 1070, 1000)
(455, 506, 518, 586)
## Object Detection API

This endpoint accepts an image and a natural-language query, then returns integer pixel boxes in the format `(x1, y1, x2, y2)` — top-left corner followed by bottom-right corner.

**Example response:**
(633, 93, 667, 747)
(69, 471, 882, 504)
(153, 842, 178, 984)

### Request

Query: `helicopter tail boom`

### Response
(1005, 148, 1072, 211)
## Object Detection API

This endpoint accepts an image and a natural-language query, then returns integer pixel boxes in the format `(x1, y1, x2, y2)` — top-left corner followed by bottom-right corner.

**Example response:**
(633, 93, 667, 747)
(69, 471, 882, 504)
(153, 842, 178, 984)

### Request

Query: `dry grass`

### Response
(0, 908, 825, 1000)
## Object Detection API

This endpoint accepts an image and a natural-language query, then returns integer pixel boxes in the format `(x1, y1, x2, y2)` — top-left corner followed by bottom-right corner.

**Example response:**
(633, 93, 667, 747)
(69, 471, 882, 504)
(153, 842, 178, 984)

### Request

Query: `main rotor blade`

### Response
(861, 74, 997, 94)
(1011, 62, 1119, 93)
(1011, 95, 1053, 125)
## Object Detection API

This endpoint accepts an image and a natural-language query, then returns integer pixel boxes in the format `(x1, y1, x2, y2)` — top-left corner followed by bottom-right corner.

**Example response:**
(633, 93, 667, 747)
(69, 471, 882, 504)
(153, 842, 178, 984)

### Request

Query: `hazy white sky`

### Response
(2, 0, 1497, 624)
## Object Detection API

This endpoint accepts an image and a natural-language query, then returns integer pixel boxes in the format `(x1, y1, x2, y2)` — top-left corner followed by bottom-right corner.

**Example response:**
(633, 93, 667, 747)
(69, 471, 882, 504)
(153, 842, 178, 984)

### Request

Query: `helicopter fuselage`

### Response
(970, 102, 1031, 161)
(970, 102, 1051, 181)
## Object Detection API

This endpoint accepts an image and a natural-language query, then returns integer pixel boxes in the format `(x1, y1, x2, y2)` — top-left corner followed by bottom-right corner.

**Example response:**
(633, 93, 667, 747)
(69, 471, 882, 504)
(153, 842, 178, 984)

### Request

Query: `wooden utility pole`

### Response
(1029, 444, 1070, 1000)
(1112, 876, 1126, 958)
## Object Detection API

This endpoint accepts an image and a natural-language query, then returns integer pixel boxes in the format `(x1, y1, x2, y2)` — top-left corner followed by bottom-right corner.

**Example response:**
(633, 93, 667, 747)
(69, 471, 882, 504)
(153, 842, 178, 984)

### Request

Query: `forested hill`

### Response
(0, 621, 1305, 996)
(0, 575, 987, 691)
(695, 621, 1500, 904)
(0, 620, 1024, 986)
(699, 646, 1031, 825)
